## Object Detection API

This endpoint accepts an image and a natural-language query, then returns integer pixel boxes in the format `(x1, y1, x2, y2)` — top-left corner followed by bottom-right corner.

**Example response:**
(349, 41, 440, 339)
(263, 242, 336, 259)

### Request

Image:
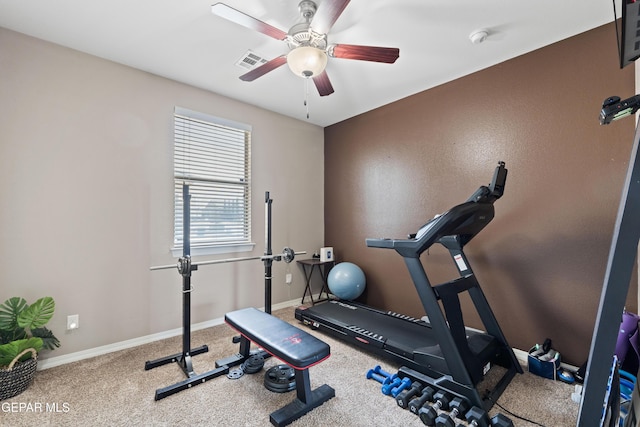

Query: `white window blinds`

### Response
(174, 107, 251, 249)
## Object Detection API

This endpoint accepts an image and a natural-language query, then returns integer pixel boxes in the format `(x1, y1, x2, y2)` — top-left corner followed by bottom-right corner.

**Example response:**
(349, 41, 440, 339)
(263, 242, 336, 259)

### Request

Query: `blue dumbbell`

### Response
(381, 377, 402, 395)
(366, 369, 387, 384)
(366, 366, 398, 384)
(371, 365, 394, 378)
(391, 377, 412, 397)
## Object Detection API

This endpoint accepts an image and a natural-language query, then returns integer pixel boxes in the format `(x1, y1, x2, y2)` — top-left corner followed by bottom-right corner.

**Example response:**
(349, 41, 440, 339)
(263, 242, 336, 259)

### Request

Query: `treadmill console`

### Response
(414, 214, 445, 240)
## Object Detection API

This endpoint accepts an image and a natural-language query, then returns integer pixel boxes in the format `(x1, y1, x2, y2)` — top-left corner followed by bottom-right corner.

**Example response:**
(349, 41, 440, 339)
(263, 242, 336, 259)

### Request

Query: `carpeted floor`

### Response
(1, 306, 578, 426)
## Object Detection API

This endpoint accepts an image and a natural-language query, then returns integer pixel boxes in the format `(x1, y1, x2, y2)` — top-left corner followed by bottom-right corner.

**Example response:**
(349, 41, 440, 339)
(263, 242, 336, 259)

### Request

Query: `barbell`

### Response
(150, 247, 305, 274)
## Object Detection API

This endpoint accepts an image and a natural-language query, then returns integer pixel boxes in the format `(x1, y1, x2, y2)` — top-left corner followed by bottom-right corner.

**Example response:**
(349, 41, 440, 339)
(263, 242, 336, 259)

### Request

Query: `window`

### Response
(173, 107, 252, 254)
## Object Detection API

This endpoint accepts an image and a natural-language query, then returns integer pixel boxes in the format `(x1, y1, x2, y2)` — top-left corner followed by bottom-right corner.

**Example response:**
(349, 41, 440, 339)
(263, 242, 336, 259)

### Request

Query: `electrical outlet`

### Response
(67, 314, 79, 330)
(285, 273, 292, 284)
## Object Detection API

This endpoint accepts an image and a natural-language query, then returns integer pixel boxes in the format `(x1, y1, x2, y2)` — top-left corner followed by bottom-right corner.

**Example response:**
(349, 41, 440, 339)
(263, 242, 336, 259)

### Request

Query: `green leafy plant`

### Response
(0, 296, 60, 367)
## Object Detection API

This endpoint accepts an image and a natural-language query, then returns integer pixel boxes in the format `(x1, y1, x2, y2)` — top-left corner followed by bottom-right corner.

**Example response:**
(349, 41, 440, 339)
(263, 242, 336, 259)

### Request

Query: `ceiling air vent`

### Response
(235, 50, 268, 70)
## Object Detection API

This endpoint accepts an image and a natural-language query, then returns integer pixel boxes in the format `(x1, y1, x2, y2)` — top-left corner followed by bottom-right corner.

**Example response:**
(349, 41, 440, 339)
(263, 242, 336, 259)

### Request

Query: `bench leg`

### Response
(239, 336, 251, 358)
(296, 369, 312, 403)
(216, 335, 271, 368)
(269, 368, 335, 427)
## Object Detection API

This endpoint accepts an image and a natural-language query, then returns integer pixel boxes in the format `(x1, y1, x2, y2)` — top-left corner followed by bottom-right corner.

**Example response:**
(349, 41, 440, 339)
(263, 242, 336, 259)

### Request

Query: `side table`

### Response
(297, 259, 335, 305)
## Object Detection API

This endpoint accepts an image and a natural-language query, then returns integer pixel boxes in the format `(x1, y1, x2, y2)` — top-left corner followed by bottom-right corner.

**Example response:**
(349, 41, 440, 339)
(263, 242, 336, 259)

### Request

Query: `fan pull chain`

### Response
(304, 78, 310, 119)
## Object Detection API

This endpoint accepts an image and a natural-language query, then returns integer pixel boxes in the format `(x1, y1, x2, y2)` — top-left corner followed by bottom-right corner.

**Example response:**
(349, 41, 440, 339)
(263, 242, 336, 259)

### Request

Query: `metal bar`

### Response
(150, 251, 307, 271)
(265, 191, 273, 314)
(150, 262, 181, 271)
(181, 183, 193, 375)
(192, 254, 264, 265)
(183, 184, 190, 257)
(174, 174, 250, 186)
(154, 365, 229, 401)
(144, 345, 208, 371)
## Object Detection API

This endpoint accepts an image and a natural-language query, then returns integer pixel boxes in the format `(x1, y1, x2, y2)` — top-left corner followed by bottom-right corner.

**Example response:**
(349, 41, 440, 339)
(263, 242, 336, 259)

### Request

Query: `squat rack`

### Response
(145, 184, 304, 400)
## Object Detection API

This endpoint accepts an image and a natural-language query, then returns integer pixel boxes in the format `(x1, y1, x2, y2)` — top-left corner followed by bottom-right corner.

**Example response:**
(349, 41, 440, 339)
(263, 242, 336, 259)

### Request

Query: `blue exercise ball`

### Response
(328, 262, 366, 300)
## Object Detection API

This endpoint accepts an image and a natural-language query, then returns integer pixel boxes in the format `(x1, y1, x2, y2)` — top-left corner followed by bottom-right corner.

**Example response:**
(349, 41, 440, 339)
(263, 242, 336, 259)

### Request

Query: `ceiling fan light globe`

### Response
(287, 46, 327, 78)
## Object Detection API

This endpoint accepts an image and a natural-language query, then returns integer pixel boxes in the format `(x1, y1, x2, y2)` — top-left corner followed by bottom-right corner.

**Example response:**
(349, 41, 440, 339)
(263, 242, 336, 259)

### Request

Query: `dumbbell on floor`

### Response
(465, 406, 490, 427)
(435, 396, 469, 427)
(418, 390, 451, 426)
(491, 413, 514, 427)
(465, 406, 513, 427)
(365, 370, 387, 384)
(368, 365, 395, 379)
(365, 366, 398, 389)
(463, 406, 514, 427)
(365, 366, 397, 383)
(396, 381, 423, 408)
(391, 377, 413, 398)
(408, 385, 436, 415)
(383, 377, 410, 396)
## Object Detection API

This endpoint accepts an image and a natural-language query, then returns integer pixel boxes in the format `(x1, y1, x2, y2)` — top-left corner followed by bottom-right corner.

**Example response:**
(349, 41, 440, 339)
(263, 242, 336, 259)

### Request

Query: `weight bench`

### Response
(225, 307, 335, 427)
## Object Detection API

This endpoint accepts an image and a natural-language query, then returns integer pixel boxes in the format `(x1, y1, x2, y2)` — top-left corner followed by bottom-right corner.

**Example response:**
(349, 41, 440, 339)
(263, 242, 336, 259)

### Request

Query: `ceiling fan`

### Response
(211, 0, 400, 96)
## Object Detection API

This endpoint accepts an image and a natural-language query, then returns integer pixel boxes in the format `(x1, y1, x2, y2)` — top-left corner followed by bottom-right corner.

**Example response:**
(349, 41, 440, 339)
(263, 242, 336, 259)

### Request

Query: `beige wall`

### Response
(324, 22, 637, 366)
(0, 28, 324, 360)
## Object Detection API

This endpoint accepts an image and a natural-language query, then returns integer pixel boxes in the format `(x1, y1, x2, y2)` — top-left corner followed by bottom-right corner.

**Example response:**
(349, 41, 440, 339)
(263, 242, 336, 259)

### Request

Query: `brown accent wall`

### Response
(324, 22, 637, 366)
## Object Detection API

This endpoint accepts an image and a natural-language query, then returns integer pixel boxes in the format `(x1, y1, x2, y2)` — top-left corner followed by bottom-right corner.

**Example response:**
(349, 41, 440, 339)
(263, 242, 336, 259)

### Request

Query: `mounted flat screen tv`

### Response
(619, 0, 640, 68)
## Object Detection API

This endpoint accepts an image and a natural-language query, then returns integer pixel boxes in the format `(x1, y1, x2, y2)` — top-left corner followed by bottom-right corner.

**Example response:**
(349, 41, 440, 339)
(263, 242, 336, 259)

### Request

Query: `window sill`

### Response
(171, 242, 256, 258)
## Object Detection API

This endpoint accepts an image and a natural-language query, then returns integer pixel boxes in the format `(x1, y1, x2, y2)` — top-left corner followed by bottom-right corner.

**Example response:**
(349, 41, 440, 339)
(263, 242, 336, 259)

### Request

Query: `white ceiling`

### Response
(0, 0, 621, 127)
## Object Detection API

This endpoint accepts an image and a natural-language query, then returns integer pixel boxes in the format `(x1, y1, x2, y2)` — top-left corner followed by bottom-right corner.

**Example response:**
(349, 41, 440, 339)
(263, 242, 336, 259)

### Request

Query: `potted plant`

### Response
(0, 296, 60, 399)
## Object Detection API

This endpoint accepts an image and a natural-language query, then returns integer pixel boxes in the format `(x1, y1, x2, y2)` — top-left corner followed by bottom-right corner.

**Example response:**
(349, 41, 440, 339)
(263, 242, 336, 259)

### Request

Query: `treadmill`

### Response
(295, 161, 522, 410)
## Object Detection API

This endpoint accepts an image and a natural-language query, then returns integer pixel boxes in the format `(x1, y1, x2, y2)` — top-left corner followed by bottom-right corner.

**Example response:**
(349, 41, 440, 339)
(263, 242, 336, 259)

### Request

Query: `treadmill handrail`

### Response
(366, 162, 506, 258)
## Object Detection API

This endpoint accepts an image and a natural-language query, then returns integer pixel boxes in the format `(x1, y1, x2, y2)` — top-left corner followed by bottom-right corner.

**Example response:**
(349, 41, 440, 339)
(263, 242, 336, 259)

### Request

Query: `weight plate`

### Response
(282, 247, 295, 263)
(227, 368, 244, 380)
(264, 364, 296, 393)
(177, 256, 191, 275)
(242, 354, 265, 374)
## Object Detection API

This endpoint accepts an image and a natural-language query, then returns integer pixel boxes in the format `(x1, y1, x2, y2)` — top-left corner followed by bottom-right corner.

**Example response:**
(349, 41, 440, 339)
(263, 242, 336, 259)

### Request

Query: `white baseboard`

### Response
(513, 348, 530, 367)
(38, 298, 302, 371)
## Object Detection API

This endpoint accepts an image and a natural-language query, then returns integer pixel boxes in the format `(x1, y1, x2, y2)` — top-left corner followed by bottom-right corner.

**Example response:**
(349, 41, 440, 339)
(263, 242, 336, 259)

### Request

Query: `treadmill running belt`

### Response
(297, 300, 440, 357)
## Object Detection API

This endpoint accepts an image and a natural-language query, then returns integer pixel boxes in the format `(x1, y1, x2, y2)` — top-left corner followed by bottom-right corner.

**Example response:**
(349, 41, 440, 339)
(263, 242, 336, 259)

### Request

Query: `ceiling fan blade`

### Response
(239, 55, 287, 81)
(330, 44, 400, 63)
(211, 3, 287, 40)
(312, 71, 335, 96)
(311, 0, 351, 34)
